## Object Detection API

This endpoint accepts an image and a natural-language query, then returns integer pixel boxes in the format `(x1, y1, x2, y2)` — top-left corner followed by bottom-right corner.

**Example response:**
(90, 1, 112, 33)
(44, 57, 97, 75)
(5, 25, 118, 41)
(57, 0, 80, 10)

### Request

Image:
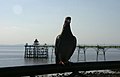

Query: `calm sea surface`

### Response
(0, 45, 120, 67)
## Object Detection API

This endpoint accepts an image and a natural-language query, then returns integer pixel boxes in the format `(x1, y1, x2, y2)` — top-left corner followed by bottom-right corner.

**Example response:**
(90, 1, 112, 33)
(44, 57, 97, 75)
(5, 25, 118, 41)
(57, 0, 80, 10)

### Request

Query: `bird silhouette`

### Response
(55, 17, 77, 65)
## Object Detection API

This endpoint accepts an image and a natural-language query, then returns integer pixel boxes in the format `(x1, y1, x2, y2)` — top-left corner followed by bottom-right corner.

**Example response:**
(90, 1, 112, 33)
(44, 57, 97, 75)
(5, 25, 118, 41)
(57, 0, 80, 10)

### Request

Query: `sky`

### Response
(0, 0, 120, 45)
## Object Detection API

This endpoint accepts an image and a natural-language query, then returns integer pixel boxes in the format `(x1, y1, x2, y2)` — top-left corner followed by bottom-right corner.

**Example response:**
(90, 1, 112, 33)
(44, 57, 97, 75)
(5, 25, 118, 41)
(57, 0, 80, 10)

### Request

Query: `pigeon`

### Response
(55, 17, 77, 64)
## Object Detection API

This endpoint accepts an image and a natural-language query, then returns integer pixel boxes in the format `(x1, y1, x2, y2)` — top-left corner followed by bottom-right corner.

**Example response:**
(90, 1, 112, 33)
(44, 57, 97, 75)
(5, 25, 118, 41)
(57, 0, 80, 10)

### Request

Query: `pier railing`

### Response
(0, 61, 120, 77)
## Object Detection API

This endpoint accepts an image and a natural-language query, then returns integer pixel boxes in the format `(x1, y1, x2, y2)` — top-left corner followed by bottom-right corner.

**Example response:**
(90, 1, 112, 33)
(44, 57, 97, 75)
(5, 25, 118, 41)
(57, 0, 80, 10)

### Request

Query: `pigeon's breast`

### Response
(59, 36, 75, 52)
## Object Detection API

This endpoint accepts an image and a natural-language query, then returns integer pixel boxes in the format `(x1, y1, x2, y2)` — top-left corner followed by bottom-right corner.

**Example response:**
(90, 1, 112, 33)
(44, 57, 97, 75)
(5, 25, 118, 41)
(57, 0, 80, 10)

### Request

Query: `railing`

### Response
(0, 61, 120, 77)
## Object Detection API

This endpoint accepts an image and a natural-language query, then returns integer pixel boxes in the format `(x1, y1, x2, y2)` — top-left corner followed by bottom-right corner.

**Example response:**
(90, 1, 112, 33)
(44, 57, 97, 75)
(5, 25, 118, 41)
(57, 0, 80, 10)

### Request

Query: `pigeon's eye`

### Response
(67, 19, 71, 22)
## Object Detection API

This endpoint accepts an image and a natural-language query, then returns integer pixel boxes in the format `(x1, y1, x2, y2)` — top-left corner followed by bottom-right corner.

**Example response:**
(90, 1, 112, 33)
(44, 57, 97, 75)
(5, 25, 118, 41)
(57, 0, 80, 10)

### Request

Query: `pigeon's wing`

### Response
(55, 35, 61, 63)
(67, 36, 77, 60)
(55, 35, 60, 54)
(72, 36, 77, 52)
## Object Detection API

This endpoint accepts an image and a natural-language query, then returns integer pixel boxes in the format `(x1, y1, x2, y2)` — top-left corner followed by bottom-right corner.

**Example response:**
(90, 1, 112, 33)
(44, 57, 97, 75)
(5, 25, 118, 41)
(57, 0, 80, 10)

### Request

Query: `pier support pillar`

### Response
(96, 46, 107, 61)
(77, 46, 86, 62)
(51, 47, 54, 62)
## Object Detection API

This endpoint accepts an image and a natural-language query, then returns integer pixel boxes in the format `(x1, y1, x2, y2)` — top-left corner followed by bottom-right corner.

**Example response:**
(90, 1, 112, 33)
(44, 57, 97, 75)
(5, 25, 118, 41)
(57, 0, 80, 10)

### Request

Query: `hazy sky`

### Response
(0, 0, 120, 45)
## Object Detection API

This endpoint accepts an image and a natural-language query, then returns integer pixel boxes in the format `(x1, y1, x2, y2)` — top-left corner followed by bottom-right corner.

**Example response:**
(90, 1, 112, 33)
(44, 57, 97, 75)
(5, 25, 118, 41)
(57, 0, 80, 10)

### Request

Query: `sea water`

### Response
(0, 45, 120, 67)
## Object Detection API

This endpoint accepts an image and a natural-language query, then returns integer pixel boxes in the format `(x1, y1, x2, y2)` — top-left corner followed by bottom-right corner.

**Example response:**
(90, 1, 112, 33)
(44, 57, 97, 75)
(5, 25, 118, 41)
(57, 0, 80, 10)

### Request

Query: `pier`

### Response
(24, 44, 49, 58)
(24, 42, 120, 61)
(24, 39, 49, 58)
(77, 45, 120, 61)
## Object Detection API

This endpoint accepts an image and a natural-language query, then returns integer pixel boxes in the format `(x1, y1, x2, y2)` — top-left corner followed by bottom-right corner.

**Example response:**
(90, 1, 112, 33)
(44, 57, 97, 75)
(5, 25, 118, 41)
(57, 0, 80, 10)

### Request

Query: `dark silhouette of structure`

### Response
(33, 39, 39, 45)
(24, 39, 48, 58)
(55, 17, 77, 64)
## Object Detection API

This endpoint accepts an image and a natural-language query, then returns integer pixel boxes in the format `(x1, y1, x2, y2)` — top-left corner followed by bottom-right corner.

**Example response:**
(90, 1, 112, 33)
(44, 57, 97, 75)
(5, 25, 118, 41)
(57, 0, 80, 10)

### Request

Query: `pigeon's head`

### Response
(65, 17, 71, 24)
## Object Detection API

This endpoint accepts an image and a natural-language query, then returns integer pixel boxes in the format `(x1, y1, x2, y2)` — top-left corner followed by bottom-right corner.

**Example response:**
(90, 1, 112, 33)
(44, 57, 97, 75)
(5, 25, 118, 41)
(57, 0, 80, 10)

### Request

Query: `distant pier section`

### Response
(24, 39, 48, 58)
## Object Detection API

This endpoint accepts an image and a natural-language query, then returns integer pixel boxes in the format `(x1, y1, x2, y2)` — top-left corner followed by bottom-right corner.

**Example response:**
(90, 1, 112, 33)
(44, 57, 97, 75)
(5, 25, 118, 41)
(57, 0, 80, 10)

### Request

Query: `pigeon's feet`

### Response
(58, 61, 73, 66)
(59, 61, 65, 65)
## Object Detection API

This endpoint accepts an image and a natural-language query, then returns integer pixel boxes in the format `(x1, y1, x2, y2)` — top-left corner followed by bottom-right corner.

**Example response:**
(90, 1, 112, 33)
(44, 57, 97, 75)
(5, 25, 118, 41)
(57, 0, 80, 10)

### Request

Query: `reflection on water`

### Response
(24, 58, 49, 65)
